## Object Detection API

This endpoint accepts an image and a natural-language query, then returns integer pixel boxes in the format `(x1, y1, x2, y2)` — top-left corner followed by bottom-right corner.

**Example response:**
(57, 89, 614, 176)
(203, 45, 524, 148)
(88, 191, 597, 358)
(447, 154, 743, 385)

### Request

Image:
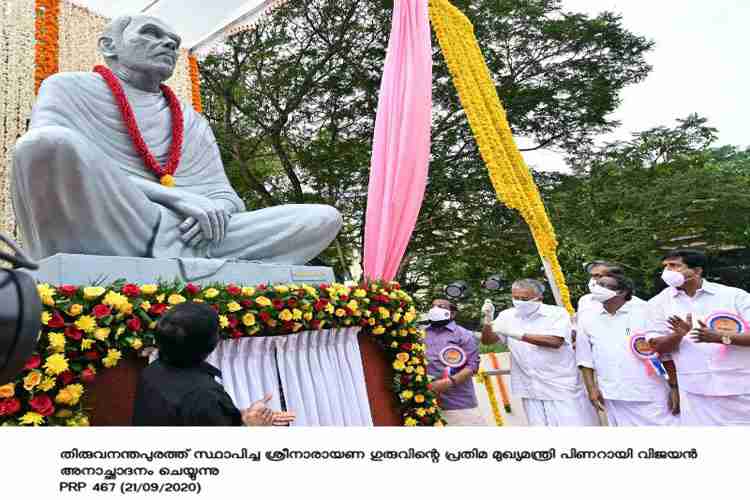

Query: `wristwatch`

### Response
(722, 335, 733, 345)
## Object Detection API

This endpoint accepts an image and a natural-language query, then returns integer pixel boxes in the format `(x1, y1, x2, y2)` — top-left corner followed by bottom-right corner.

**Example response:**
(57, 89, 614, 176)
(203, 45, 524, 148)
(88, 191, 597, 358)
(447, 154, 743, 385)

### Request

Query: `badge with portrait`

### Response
(629, 331, 669, 380)
(439, 345, 467, 380)
(704, 311, 748, 359)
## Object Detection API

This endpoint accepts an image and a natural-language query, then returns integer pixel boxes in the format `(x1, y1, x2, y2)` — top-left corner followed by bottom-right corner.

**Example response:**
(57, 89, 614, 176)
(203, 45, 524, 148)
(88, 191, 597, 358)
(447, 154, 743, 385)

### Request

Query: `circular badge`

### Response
(705, 311, 748, 336)
(439, 345, 467, 368)
(630, 332, 656, 359)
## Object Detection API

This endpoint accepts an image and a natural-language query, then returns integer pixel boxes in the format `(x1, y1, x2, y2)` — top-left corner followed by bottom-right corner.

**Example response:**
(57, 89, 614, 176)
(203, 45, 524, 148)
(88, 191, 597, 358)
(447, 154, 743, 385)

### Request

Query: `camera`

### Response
(0, 232, 41, 384)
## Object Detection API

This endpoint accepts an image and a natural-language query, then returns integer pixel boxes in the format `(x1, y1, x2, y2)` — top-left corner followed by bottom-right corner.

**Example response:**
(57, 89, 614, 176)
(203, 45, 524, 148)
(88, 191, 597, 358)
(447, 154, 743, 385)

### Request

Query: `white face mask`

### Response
(513, 299, 541, 316)
(590, 284, 618, 303)
(587, 278, 597, 292)
(661, 269, 686, 288)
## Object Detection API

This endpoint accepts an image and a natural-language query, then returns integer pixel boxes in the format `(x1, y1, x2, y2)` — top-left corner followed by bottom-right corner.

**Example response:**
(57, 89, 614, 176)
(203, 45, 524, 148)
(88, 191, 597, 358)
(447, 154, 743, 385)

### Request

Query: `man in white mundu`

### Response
(577, 274, 679, 426)
(647, 250, 750, 425)
(481, 279, 597, 426)
(12, 15, 341, 263)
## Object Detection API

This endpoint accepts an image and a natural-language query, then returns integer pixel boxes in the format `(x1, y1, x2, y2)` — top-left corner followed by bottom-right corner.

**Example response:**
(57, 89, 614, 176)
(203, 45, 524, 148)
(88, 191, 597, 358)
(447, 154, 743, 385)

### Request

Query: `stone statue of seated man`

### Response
(12, 15, 342, 265)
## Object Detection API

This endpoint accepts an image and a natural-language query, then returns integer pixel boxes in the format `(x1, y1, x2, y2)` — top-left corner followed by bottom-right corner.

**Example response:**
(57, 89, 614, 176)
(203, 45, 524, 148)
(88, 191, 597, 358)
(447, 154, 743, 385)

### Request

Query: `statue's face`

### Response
(114, 17, 181, 82)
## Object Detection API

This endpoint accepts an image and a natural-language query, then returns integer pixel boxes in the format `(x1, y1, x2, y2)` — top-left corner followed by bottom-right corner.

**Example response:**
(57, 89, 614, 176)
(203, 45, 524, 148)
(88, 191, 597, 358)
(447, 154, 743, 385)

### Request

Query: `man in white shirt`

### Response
(577, 274, 679, 426)
(647, 249, 750, 425)
(481, 279, 598, 426)
(577, 261, 645, 318)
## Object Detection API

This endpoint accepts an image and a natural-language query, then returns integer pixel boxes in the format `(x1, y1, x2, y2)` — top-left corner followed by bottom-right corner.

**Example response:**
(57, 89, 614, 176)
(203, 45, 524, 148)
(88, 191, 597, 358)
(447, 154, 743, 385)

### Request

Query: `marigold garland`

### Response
(34, 0, 60, 94)
(188, 54, 203, 114)
(476, 371, 503, 426)
(429, 0, 573, 312)
(0, 281, 444, 427)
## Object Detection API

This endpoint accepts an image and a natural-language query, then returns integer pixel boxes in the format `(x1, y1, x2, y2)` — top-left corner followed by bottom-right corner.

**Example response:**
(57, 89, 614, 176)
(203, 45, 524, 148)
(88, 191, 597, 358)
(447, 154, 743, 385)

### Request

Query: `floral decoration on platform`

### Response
(0, 281, 444, 427)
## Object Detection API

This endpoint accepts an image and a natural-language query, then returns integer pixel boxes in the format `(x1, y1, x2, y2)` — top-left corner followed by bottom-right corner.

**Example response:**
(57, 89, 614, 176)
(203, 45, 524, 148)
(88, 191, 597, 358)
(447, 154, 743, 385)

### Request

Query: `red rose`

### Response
(359, 319, 369, 327)
(259, 311, 272, 323)
(340, 295, 349, 302)
(314, 300, 329, 312)
(310, 320, 321, 330)
(84, 350, 100, 361)
(67, 351, 81, 360)
(226, 284, 241, 296)
(240, 300, 253, 309)
(184, 283, 201, 295)
(368, 306, 379, 313)
(149, 303, 168, 316)
(392, 283, 401, 290)
(58, 285, 78, 297)
(0, 398, 21, 416)
(344, 307, 354, 316)
(230, 330, 243, 339)
(257, 284, 267, 290)
(59, 371, 75, 385)
(286, 298, 298, 308)
(122, 284, 141, 297)
(227, 315, 239, 329)
(24, 355, 41, 370)
(64, 326, 83, 341)
(48, 311, 65, 328)
(319, 284, 328, 290)
(80, 368, 96, 384)
(402, 343, 413, 351)
(29, 394, 55, 416)
(420, 416, 430, 425)
(92, 304, 112, 319)
(272, 299, 284, 311)
(126, 317, 142, 332)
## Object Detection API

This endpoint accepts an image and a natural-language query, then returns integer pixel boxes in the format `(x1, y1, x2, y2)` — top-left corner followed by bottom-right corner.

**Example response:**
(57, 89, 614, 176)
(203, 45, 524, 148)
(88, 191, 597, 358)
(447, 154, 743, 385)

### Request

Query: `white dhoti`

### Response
(522, 392, 598, 426)
(442, 407, 487, 426)
(604, 399, 678, 426)
(680, 392, 750, 426)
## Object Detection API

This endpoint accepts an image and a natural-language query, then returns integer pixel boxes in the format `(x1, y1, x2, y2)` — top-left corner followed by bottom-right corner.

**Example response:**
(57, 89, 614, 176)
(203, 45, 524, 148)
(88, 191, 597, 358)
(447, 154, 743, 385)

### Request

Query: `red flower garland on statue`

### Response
(93, 65, 183, 187)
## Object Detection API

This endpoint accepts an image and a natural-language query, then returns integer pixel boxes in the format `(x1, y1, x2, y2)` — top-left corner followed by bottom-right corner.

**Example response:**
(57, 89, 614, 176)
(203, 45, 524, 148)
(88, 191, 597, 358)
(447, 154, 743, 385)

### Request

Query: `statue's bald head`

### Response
(98, 15, 181, 83)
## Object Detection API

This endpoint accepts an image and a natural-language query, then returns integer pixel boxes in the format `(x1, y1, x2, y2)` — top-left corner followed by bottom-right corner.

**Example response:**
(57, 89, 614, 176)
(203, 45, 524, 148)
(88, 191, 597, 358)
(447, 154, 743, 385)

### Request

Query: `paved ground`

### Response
(474, 352, 528, 426)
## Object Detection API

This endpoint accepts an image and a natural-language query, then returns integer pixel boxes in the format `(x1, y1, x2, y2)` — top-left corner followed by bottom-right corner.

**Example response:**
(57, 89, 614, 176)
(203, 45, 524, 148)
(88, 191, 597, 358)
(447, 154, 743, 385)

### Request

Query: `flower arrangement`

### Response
(0, 281, 444, 427)
(188, 54, 203, 114)
(34, 0, 60, 94)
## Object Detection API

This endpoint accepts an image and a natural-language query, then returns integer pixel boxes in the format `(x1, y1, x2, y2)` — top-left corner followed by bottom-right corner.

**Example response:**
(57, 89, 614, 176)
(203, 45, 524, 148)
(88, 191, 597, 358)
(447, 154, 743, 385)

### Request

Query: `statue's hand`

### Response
(175, 195, 230, 247)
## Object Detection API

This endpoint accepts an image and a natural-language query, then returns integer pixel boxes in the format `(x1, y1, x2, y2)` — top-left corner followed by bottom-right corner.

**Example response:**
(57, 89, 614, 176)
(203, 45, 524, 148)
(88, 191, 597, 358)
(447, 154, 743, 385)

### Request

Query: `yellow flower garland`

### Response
(429, 0, 573, 312)
(476, 371, 503, 426)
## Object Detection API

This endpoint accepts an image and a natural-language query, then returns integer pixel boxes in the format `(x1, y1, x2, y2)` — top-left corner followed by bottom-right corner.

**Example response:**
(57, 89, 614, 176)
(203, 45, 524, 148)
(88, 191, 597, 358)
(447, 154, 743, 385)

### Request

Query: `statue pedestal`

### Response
(25, 253, 335, 285)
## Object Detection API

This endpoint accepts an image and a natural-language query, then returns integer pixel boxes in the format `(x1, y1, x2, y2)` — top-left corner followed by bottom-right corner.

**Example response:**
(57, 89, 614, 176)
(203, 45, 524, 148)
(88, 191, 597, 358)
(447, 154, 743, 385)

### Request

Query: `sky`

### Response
(523, 0, 750, 172)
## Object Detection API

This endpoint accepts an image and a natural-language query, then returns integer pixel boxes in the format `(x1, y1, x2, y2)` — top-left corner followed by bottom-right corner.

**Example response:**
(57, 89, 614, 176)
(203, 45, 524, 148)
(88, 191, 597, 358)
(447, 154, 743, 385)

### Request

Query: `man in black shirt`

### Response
(133, 302, 293, 426)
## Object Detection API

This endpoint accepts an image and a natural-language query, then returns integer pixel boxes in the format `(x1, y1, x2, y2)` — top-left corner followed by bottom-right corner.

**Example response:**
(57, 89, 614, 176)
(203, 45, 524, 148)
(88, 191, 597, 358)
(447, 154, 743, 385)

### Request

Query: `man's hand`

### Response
(668, 386, 680, 415)
(586, 386, 605, 412)
(690, 320, 723, 343)
(667, 314, 693, 337)
(270, 411, 296, 427)
(481, 299, 495, 325)
(174, 193, 231, 247)
(430, 379, 453, 394)
(242, 394, 275, 426)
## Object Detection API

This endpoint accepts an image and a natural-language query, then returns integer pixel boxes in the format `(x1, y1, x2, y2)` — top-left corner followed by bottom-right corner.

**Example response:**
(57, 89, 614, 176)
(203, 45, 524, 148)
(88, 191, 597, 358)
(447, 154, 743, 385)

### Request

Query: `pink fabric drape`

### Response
(363, 0, 432, 281)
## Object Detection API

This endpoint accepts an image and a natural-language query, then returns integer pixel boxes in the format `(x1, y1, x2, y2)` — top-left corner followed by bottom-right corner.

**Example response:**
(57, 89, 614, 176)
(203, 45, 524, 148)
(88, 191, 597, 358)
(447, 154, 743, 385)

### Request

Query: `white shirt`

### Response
(492, 303, 581, 401)
(646, 280, 750, 396)
(577, 300, 670, 402)
(577, 293, 645, 325)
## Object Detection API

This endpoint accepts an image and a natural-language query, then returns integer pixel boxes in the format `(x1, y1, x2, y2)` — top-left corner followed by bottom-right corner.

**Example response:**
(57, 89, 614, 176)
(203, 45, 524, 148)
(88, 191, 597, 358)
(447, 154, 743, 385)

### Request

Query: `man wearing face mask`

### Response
(424, 299, 484, 426)
(577, 274, 679, 426)
(647, 250, 750, 425)
(481, 279, 597, 426)
(577, 261, 646, 317)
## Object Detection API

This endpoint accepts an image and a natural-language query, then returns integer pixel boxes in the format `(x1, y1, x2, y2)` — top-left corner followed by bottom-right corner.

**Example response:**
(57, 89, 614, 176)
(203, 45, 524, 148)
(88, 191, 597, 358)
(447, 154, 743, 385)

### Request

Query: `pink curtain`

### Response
(363, 0, 432, 281)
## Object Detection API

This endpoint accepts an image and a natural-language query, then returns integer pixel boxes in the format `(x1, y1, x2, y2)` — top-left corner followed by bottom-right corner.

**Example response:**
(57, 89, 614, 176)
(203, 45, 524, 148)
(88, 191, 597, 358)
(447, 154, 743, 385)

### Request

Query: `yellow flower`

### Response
(83, 286, 105, 301)
(372, 326, 385, 335)
(242, 313, 256, 327)
(416, 408, 427, 417)
(156, 294, 166, 303)
(393, 312, 402, 322)
(292, 309, 303, 320)
(324, 303, 335, 314)
(204, 288, 220, 299)
(279, 309, 293, 322)
(55, 409, 73, 418)
(0, 383, 15, 399)
(346, 300, 359, 312)
(396, 352, 410, 363)
(130, 338, 143, 350)
(116, 326, 126, 338)
(192, 298, 204, 303)
(168, 294, 186, 305)
(41, 311, 51, 325)
(392, 359, 406, 371)
(274, 285, 289, 294)
(390, 341, 398, 348)
(405, 366, 414, 374)
(368, 318, 376, 326)
(378, 307, 390, 320)
(39, 377, 56, 392)
(48, 332, 66, 353)
(403, 311, 416, 323)
(241, 287, 255, 297)
(67, 415, 90, 427)
(37, 283, 56, 306)
(55, 384, 84, 406)
(400, 390, 414, 400)
(18, 412, 45, 426)
(93, 328, 111, 341)
(44, 354, 69, 375)
(415, 394, 425, 404)
(103, 291, 128, 309)
(303, 312, 313, 322)
(74, 315, 97, 333)
(81, 339, 94, 350)
(222, 301, 241, 313)
(404, 417, 418, 427)
(102, 349, 122, 368)
(140, 301, 152, 312)
(67, 303, 83, 317)
(255, 296, 272, 307)
(141, 284, 158, 295)
(160, 174, 175, 187)
(416, 366, 425, 376)
(354, 289, 367, 298)
(335, 308, 346, 318)
(219, 315, 229, 329)
(119, 302, 133, 315)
